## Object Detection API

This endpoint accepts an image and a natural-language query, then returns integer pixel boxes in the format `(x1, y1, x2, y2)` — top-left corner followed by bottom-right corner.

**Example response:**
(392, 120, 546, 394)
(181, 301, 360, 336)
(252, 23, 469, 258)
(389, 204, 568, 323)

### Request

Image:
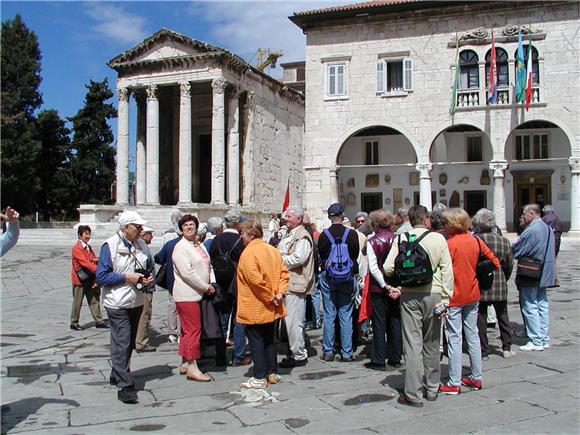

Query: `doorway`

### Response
(361, 192, 382, 214)
(198, 134, 212, 203)
(512, 171, 551, 232)
(463, 190, 487, 217)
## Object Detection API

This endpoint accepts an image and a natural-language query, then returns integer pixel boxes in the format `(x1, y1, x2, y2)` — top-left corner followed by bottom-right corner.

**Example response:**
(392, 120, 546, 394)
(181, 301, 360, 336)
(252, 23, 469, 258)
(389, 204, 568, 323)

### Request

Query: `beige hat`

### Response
(141, 226, 154, 234)
(118, 211, 147, 226)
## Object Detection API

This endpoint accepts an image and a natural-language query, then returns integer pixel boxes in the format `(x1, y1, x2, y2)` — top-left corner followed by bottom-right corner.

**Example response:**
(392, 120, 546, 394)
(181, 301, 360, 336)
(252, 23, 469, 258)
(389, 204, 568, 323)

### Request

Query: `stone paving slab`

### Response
(1, 244, 579, 434)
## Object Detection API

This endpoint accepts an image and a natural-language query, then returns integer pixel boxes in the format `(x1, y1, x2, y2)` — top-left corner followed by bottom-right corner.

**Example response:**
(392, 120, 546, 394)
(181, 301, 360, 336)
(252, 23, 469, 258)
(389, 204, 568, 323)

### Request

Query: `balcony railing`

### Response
(457, 89, 479, 107)
(457, 85, 541, 109)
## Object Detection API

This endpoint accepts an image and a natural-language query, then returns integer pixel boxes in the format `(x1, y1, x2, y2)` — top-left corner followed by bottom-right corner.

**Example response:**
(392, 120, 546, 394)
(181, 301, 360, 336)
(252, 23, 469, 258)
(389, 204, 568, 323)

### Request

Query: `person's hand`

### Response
(206, 284, 216, 296)
(271, 293, 284, 306)
(140, 274, 154, 286)
(388, 286, 401, 300)
(125, 273, 143, 285)
(6, 207, 19, 223)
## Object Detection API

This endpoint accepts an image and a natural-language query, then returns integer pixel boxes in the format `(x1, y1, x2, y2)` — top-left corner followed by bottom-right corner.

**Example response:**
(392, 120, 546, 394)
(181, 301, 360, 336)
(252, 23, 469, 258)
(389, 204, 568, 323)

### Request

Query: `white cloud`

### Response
(85, 3, 149, 46)
(187, 0, 350, 76)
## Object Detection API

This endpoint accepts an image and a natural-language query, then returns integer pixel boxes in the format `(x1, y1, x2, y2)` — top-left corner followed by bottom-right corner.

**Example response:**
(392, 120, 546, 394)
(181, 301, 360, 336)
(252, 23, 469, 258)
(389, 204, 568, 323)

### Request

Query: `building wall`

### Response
(302, 2, 579, 228)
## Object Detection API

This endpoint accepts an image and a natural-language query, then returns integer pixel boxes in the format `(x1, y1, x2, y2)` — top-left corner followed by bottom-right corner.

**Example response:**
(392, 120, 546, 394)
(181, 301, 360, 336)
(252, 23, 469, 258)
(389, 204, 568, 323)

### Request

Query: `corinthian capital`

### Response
(416, 162, 433, 177)
(211, 78, 227, 94)
(569, 157, 580, 174)
(146, 84, 158, 100)
(179, 81, 191, 97)
(118, 87, 130, 103)
(489, 160, 509, 178)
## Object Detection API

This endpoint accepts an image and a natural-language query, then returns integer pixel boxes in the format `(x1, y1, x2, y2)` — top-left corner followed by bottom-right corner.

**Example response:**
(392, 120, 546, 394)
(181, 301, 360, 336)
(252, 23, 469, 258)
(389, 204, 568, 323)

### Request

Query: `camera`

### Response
(433, 303, 448, 317)
(134, 268, 152, 291)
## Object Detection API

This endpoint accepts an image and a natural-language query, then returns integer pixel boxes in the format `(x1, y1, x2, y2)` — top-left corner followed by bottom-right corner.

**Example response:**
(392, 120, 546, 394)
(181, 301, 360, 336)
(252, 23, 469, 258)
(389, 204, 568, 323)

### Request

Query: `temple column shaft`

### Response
(146, 84, 160, 205)
(417, 162, 433, 210)
(178, 82, 192, 204)
(116, 88, 130, 205)
(242, 91, 255, 206)
(135, 93, 146, 205)
(211, 78, 226, 204)
(227, 90, 240, 205)
(489, 160, 509, 232)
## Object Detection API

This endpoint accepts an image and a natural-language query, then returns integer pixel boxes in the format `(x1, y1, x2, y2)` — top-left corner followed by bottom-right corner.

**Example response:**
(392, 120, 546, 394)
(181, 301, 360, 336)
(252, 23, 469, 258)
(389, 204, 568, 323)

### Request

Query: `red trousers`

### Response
(176, 301, 201, 361)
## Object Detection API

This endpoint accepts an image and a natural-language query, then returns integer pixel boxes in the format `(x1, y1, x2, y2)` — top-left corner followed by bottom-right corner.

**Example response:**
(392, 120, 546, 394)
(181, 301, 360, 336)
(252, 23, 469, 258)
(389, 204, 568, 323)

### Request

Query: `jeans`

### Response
(445, 302, 482, 386)
(519, 286, 549, 346)
(319, 272, 354, 358)
(311, 273, 322, 327)
(232, 314, 247, 362)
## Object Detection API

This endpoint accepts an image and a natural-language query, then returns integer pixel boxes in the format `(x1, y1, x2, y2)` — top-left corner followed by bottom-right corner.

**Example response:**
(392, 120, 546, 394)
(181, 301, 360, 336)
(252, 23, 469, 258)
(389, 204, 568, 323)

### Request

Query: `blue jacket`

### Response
(154, 236, 181, 293)
(512, 218, 556, 288)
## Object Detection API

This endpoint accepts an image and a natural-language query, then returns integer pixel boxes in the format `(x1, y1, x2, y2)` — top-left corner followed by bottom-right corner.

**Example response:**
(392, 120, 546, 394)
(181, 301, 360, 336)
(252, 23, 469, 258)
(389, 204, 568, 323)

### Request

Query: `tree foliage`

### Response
(1, 14, 43, 214)
(67, 79, 117, 208)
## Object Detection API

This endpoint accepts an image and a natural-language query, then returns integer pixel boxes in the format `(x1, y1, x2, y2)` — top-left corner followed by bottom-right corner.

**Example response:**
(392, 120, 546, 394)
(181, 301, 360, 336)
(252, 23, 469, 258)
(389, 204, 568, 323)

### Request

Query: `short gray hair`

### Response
(206, 216, 224, 234)
(396, 207, 408, 218)
(354, 211, 368, 220)
(542, 204, 554, 213)
(472, 208, 496, 233)
(171, 210, 184, 227)
(285, 206, 304, 219)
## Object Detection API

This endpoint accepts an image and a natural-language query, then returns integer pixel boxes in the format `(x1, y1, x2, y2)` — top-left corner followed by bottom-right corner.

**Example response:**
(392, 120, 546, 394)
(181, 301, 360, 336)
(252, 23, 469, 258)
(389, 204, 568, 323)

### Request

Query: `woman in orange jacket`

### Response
(236, 219, 289, 389)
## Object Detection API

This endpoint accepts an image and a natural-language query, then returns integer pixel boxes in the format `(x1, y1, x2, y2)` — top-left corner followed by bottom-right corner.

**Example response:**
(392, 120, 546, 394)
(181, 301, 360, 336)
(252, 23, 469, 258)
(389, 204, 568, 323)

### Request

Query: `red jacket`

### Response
(71, 240, 98, 286)
(447, 232, 500, 307)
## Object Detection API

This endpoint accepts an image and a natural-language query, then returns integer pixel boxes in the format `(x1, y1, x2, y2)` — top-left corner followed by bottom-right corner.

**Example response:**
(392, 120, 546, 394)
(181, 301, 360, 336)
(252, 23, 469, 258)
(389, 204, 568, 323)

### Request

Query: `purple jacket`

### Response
(542, 211, 563, 241)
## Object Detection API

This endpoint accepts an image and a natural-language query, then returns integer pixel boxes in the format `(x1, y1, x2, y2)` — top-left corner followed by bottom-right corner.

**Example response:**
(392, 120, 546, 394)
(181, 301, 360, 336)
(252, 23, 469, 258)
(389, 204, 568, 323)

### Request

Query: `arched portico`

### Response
(334, 125, 421, 218)
(504, 119, 576, 231)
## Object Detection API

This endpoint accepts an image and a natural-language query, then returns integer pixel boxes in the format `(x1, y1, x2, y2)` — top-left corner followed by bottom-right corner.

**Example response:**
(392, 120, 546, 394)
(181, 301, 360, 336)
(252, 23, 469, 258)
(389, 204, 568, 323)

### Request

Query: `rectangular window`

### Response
(365, 141, 379, 165)
(461, 66, 479, 89)
(466, 136, 483, 162)
(376, 58, 413, 94)
(325, 62, 347, 98)
(516, 134, 548, 160)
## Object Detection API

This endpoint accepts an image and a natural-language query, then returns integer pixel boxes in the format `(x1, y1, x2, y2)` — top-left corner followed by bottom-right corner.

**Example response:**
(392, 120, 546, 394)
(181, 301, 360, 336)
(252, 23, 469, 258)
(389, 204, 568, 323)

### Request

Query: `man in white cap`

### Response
(96, 211, 154, 403)
(136, 226, 156, 353)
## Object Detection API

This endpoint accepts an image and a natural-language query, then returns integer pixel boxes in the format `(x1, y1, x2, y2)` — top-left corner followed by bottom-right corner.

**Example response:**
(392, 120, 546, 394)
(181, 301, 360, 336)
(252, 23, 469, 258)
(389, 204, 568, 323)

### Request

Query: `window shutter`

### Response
(403, 58, 413, 91)
(376, 60, 386, 93)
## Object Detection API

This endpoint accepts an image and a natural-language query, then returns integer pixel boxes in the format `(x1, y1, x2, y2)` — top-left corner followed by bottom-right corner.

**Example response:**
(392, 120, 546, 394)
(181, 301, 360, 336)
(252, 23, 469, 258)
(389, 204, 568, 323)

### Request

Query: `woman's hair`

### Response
(471, 208, 496, 233)
(443, 208, 471, 233)
(178, 214, 199, 232)
(239, 219, 263, 239)
(429, 202, 448, 231)
(369, 209, 395, 229)
(77, 225, 91, 238)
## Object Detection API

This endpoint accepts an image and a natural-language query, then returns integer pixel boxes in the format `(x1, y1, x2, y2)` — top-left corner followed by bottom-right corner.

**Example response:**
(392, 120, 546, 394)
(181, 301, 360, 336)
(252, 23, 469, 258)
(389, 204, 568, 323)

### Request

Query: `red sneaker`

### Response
(439, 384, 461, 395)
(461, 377, 482, 390)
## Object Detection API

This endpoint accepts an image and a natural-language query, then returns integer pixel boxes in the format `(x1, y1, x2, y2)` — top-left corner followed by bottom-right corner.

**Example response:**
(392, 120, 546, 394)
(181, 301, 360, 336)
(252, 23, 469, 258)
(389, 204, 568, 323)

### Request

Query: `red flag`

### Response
(282, 178, 290, 212)
(525, 40, 533, 112)
(488, 33, 497, 104)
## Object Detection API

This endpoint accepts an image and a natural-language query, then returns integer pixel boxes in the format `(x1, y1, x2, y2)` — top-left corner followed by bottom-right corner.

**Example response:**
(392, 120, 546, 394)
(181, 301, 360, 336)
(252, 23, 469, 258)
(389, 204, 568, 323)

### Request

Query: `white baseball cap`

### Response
(118, 211, 147, 226)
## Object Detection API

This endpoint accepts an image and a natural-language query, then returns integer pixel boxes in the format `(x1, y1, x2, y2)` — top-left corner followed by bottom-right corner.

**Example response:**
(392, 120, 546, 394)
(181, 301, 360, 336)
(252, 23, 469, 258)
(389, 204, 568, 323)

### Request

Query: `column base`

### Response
(177, 201, 194, 207)
(145, 202, 160, 206)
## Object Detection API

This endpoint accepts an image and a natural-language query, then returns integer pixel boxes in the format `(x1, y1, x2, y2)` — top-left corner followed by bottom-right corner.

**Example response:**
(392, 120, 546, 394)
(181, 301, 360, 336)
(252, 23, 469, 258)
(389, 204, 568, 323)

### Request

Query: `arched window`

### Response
(514, 45, 539, 84)
(485, 47, 508, 86)
(459, 50, 479, 89)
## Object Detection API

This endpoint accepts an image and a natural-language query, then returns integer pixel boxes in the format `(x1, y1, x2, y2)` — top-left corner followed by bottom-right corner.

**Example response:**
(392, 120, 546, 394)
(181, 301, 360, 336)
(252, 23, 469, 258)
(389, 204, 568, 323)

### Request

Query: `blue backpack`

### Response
(323, 228, 354, 284)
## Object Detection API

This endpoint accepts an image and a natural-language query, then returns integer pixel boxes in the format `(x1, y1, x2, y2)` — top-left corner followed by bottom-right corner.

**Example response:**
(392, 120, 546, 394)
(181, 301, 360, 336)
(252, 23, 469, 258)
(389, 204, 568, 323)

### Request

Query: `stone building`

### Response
(290, 0, 579, 232)
(81, 28, 304, 226)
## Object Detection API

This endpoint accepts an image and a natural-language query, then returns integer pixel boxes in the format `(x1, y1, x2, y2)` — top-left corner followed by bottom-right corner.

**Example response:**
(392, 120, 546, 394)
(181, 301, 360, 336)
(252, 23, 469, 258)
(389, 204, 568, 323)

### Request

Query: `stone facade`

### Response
(292, 1, 579, 232)
(82, 29, 304, 228)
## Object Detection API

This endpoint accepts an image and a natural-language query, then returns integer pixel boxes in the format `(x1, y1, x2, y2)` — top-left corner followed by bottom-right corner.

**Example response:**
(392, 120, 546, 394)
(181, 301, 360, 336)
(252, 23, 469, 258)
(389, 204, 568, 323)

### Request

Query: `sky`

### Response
(1, 0, 348, 128)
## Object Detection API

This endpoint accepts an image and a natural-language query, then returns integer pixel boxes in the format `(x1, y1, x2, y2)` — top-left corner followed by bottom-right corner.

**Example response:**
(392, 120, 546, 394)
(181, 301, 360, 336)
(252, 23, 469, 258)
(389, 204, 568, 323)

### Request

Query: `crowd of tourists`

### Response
(66, 202, 561, 405)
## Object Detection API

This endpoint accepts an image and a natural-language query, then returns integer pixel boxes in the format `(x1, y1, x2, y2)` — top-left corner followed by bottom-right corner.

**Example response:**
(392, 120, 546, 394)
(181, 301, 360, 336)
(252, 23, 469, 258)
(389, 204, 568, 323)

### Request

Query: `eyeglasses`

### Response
(356, 219, 366, 224)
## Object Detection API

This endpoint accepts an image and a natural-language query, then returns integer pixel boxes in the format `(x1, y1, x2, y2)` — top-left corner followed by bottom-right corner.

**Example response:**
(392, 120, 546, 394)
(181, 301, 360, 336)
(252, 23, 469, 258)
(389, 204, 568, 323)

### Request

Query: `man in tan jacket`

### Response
(278, 206, 315, 368)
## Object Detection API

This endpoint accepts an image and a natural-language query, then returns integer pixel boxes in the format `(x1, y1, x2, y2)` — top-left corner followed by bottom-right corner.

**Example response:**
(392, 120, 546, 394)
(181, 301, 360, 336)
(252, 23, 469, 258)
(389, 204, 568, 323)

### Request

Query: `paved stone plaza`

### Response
(1, 237, 579, 434)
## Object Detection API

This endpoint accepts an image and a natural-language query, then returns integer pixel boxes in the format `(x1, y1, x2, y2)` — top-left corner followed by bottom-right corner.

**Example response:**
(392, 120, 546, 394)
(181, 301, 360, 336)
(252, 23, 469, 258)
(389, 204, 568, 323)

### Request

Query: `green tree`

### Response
(34, 110, 71, 220)
(68, 79, 117, 209)
(1, 14, 43, 214)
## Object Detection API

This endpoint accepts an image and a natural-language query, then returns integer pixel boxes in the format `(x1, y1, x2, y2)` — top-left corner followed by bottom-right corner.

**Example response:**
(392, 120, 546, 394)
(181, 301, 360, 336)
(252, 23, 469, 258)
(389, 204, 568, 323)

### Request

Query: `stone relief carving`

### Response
(409, 172, 419, 186)
(366, 174, 379, 188)
(118, 87, 130, 102)
(146, 84, 158, 100)
(455, 27, 489, 41)
(211, 78, 227, 94)
(458, 176, 469, 184)
(439, 173, 448, 185)
(347, 178, 355, 188)
(502, 24, 543, 36)
(384, 174, 391, 185)
(480, 169, 490, 185)
(179, 81, 191, 97)
(347, 193, 356, 206)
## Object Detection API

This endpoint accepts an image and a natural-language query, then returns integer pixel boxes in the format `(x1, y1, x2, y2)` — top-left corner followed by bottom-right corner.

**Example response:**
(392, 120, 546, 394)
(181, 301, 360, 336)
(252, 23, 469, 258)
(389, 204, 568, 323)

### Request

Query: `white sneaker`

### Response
(543, 343, 550, 349)
(503, 350, 516, 359)
(240, 377, 268, 389)
(168, 335, 178, 343)
(519, 342, 543, 351)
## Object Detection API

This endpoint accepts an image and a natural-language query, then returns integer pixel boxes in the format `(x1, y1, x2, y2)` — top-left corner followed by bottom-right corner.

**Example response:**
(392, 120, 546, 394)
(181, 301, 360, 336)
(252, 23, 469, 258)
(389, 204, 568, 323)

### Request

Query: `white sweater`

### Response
(172, 238, 215, 302)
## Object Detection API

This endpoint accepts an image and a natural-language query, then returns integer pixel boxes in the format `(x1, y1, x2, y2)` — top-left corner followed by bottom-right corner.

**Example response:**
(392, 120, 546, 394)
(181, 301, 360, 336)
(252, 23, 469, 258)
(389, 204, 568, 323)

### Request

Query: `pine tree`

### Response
(1, 14, 43, 215)
(34, 110, 71, 220)
(68, 79, 117, 208)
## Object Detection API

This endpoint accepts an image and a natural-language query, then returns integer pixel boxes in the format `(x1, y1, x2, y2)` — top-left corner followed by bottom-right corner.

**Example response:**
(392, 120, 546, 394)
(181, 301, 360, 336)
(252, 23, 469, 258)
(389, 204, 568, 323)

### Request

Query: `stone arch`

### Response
(427, 122, 495, 161)
(504, 117, 575, 159)
(333, 121, 421, 165)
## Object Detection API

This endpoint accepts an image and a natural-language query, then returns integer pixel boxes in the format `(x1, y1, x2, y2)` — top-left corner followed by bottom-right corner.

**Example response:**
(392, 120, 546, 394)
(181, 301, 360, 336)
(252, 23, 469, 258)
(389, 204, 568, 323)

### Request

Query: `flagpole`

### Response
(450, 29, 460, 116)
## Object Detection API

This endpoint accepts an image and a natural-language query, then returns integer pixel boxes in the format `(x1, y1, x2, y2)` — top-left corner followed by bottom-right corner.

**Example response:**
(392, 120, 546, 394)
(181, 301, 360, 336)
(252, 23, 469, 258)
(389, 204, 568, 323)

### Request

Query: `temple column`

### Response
(116, 87, 130, 205)
(135, 93, 147, 205)
(329, 166, 339, 204)
(489, 160, 509, 232)
(242, 91, 255, 206)
(178, 81, 192, 205)
(146, 84, 160, 205)
(416, 162, 433, 210)
(569, 157, 580, 233)
(227, 88, 240, 205)
(211, 78, 227, 204)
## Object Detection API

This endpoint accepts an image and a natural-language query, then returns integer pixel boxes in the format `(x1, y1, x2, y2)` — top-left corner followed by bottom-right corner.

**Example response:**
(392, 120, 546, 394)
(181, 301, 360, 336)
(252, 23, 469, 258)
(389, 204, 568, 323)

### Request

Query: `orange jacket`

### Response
(447, 233, 500, 307)
(71, 240, 98, 286)
(236, 239, 289, 324)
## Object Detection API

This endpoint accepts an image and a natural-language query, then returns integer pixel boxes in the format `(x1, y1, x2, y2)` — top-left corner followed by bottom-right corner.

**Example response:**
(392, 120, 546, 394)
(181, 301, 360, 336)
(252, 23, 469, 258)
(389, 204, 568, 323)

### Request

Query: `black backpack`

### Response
(211, 238, 241, 282)
(394, 231, 433, 287)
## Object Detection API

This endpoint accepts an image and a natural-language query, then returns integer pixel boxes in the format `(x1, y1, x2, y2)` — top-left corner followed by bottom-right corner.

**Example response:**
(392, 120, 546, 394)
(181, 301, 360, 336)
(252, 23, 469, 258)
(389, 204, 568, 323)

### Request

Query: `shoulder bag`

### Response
(515, 226, 551, 282)
(475, 236, 496, 291)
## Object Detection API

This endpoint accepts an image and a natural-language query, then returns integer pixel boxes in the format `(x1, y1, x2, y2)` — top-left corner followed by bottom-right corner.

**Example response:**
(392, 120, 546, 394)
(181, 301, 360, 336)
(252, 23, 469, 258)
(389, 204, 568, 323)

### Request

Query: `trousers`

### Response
(106, 305, 143, 388)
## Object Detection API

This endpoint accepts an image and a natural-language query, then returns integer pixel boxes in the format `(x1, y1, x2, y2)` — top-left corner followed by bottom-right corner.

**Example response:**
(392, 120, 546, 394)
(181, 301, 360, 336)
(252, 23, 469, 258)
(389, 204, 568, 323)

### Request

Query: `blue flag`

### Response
(515, 33, 526, 103)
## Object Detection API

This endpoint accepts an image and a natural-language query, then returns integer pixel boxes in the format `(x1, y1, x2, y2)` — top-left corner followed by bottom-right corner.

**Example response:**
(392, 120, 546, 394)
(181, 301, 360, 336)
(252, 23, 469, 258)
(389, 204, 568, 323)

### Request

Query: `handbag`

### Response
(155, 263, 168, 289)
(76, 267, 95, 285)
(475, 237, 496, 291)
(515, 226, 551, 282)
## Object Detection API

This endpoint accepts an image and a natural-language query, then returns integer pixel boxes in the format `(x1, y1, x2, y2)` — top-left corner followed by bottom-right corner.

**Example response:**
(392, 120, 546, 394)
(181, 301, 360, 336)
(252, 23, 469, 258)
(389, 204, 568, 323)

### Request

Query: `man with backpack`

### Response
(383, 205, 454, 407)
(317, 203, 360, 362)
(209, 209, 249, 366)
